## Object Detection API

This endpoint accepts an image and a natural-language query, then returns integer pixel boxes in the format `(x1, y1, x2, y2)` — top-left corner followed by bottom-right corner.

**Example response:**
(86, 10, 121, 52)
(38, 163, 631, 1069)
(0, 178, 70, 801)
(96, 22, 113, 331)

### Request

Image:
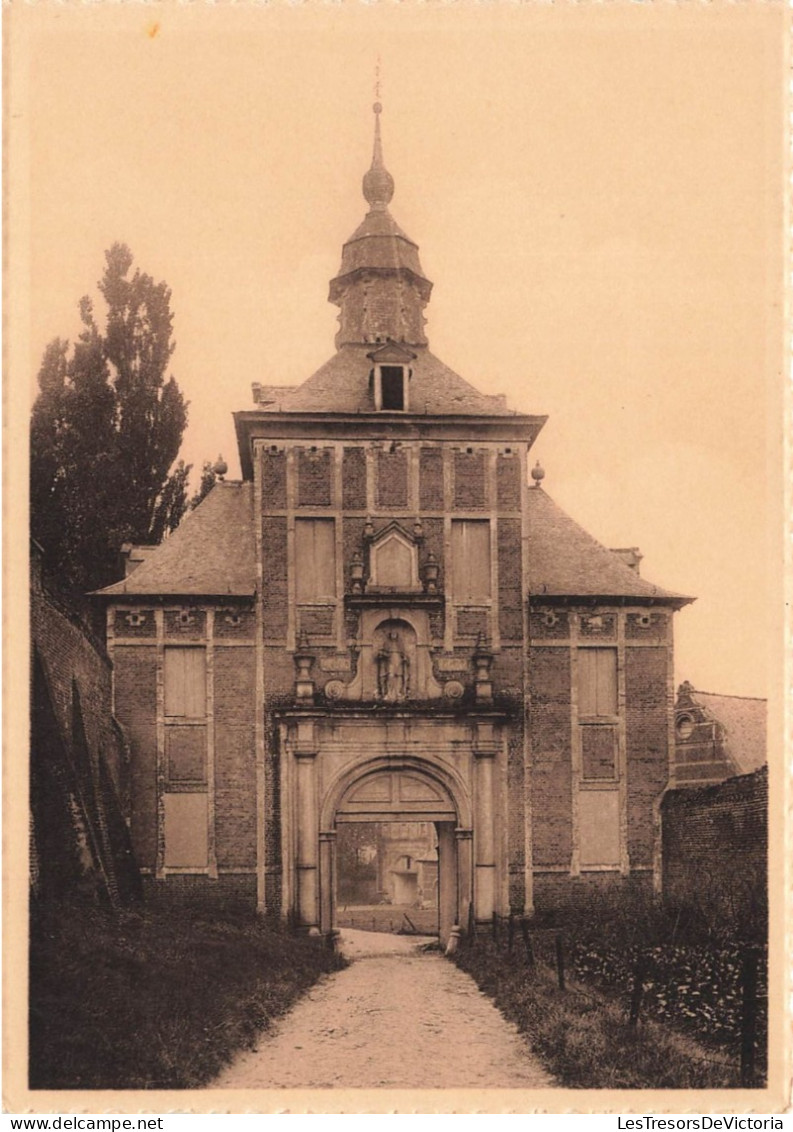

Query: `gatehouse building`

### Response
(98, 105, 692, 942)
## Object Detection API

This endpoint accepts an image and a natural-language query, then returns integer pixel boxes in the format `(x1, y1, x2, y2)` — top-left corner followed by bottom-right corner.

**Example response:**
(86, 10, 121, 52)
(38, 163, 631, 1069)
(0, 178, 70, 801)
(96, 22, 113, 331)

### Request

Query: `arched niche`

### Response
(372, 618, 416, 703)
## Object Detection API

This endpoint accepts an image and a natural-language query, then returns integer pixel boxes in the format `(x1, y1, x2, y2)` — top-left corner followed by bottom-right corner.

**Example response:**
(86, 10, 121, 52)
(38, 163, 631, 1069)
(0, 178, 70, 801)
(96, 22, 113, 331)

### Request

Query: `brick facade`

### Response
(110, 601, 258, 888)
(101, 432, 687, 925)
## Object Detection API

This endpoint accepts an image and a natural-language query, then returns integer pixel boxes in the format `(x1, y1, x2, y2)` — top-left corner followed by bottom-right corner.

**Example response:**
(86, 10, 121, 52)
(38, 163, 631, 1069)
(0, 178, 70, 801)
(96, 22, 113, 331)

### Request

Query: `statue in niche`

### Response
(376, 630, 410, 702)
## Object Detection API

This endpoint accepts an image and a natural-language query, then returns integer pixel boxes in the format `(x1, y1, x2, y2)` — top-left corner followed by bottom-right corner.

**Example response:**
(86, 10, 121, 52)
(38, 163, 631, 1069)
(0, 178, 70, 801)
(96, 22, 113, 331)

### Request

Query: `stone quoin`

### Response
(96, 104, 694, 942)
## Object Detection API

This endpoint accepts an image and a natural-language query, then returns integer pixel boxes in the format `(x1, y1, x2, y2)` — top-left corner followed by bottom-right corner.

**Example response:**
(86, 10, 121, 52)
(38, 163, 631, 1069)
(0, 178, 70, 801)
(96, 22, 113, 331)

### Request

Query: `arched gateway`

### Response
(280, 709, 502, 949)
(321, 760, 472, 946)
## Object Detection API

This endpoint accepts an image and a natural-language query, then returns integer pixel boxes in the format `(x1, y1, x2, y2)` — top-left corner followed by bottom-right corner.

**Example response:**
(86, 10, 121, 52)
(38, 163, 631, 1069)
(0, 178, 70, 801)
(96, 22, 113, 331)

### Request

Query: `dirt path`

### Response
(212, 928, 554, 1089)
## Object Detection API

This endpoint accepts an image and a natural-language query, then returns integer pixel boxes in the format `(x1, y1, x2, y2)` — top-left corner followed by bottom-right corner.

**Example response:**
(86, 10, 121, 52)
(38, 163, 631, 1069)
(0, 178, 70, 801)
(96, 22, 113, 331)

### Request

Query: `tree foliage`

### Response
(30, 245, 189, 593)
(189, 461, 218, 511)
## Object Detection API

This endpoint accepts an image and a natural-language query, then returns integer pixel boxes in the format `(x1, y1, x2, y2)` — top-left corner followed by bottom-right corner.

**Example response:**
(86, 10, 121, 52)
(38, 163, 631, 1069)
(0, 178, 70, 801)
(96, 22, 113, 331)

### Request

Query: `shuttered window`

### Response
(581, 724, 618, 780)
(578, 790, 620, 867)
(451, 520, 491, 601)
(164, 648, 206, 718)
(294, 519, 336, 601)
(578, 648, 618, 717)
(163, 793, 208, 868)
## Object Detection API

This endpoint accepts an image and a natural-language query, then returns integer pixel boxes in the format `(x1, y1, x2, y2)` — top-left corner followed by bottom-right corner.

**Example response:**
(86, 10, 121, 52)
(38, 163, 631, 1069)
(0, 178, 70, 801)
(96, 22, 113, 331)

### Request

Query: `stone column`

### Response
(455, 827, 474, 933)
(436, 821, 457, 948)
(294, 721, 319, 931)
(319, 829, 337, 936)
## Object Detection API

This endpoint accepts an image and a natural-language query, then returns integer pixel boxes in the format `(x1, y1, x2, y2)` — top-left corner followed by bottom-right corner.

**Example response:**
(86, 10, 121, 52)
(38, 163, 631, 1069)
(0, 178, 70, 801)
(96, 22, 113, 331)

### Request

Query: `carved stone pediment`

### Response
(348, 519, 441, 600)
(366, 343, 417, 365)
(368, 523, 421, 592)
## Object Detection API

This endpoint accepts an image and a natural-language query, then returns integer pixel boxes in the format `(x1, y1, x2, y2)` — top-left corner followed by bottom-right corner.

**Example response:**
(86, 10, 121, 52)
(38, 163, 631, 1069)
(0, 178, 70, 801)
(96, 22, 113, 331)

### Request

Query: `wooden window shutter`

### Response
(578, 648, 617, 717)
(451, 520, 491, 602)
(164, 648, 206, 718)
(295, 519, 336, 602)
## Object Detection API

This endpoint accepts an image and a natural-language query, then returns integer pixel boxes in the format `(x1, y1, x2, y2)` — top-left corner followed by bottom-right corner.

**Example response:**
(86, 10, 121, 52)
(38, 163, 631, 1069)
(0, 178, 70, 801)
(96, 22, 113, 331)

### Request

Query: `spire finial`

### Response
(363, 72, 394, 211)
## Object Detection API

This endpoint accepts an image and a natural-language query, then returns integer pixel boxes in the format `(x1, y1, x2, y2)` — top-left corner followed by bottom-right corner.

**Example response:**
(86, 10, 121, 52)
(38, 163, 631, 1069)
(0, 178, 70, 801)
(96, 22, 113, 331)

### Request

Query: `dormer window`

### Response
(367, 344, 417, 412)
(380, 366, 405, 410)
(372, 364, 410, 411)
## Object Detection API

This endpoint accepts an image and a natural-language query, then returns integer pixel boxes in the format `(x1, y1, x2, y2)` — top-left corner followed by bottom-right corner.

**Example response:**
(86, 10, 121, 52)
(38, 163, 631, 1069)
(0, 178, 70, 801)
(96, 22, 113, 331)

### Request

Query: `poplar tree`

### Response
(30, 244, 190, 593)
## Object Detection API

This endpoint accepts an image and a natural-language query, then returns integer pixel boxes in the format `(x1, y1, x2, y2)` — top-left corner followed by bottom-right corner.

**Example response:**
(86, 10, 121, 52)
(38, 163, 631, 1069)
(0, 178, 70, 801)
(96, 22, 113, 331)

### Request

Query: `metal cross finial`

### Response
(375, 56, 381, 103)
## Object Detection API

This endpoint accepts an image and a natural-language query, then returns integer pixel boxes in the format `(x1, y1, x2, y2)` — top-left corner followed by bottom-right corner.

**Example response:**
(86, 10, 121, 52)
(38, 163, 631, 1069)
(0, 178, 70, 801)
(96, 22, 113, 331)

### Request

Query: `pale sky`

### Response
(11, 2, 785, 699)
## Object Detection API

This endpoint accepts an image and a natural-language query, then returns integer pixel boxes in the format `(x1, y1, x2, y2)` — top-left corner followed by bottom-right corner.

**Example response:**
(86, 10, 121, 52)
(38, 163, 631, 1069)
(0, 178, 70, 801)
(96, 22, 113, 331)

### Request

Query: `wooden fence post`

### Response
(555, 934, 565, 991)
(508, 911, 515, 952)
(628, 953, 647, 1028)
(467, 900, 476, 947)
(740, 948, 759, 1087)
(492, 911, 498, 943)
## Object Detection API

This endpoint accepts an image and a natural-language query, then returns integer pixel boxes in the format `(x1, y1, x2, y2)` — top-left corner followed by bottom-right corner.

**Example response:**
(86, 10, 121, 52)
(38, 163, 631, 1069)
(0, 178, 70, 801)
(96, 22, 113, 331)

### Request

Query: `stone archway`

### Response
(319, 761, 473, 947)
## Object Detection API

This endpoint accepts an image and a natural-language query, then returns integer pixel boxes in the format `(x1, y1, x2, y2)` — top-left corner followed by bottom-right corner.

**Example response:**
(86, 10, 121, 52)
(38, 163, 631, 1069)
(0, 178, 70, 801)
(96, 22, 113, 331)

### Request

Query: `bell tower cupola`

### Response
(329, 103, 433, 349)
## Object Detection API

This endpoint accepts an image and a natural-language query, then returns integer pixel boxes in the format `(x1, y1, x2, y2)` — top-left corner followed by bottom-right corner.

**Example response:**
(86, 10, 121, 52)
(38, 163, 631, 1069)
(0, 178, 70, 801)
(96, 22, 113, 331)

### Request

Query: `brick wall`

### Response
(32, 572, 124, 797)
(529, 646, 573, 867)
(262, 450, 287, 508)
(214, 647, 257, 869)
(297, 448, 332, 506)
(142, 873, 257, 913)
(342, 447, 367, 509)
(497, 519, 522, 640)
(661, 767, 767, 936)
(263, 708, 282, 913)
(113, 646, 158, 868)
(625, 647, 669, 866)
(496, 453, 521, 510)
(261, 516, 288, 639)
(507, 723, 526, 910)
(376, 450, 408, 508)
(31, 557, 139, 903)
(419, 447, 444, 510)
(453, 451, 486, 509)
(533, 870, 653, 914)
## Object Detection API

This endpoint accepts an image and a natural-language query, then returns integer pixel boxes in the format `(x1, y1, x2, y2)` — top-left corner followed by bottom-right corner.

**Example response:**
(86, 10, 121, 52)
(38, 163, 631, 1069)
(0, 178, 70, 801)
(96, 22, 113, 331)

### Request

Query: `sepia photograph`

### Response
(5, 0, 788, 1113)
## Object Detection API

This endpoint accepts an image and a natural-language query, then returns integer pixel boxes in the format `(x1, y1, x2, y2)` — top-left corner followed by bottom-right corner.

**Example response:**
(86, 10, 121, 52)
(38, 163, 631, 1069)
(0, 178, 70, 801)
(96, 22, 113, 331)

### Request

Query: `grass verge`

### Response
(453, 939, 739, 1089)
(29, 900, 346, 1090)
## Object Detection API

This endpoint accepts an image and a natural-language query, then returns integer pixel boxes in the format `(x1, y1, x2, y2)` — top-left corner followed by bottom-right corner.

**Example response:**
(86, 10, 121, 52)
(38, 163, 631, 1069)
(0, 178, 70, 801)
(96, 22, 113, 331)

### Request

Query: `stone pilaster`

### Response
(294, 721, 319, 929)
(474, 722, 498, 923)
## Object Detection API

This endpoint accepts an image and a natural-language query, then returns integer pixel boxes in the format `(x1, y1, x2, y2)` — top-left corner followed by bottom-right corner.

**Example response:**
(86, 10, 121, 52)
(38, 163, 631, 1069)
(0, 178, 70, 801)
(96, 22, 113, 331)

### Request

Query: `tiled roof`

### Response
(689, 690, 767, 774)
(254, 344, 511, 416)
(526, 487, 693, 605)
(96, 477, 689, 607)
(329, 209, 430, 301)
(96, 482, 255, 598)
